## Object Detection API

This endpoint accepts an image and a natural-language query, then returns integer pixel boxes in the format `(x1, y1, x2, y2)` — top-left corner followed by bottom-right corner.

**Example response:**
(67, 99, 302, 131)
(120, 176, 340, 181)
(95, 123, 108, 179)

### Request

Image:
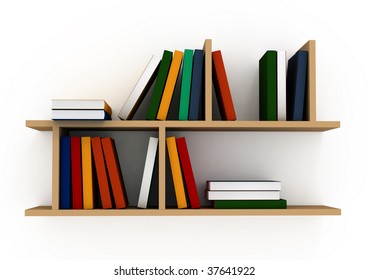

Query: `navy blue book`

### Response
(286, 50, 308, 121)
(188, 49, 204, 120)
(60, 136, 71, 209)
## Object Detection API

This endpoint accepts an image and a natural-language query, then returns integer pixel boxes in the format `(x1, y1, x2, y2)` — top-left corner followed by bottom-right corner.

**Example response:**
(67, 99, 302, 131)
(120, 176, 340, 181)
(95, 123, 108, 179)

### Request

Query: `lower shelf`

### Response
(25, 206, 341, 216)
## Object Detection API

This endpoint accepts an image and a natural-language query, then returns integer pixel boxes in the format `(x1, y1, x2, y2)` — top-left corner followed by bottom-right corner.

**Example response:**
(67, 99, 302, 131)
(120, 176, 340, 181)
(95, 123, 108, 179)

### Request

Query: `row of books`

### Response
(118, 48, 236, 121)
(52, 99, 112, 120)
(259, 49, 308, 121)
(59, 136, 128, 209)
(206, 180, 287, 209)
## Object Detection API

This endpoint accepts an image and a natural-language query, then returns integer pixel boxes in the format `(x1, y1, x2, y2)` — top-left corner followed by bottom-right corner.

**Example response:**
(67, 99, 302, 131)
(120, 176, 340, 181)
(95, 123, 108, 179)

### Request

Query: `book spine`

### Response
(71, 136, 83, 209)
(188, 49, 204, 120)
(91, 137, 113, 209)
(60, 136, 71, 209)
(277, 51, 287, 121)
(137, 137, 159, 208)
(212, 50, 236, 120)
(101, 137, 128, 209)
(259, 50, 277, 121)
(176, 137, 200, 208)
(81, 137, 94, 209)
(214, 199, 287, 209)
(178, 49, 194, 120)
(146, 50, 173, 120)
(157, 50, 184, 120)
(166, 137, 187, 209)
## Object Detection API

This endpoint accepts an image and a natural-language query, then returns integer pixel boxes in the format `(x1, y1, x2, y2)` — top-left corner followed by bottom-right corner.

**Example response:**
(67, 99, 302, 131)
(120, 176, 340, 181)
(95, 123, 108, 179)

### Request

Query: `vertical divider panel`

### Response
(203, 39, 212, 122)
(158, 123, 166, 210)
(299, 40, 316, 122)
(52, 124, 60, 210)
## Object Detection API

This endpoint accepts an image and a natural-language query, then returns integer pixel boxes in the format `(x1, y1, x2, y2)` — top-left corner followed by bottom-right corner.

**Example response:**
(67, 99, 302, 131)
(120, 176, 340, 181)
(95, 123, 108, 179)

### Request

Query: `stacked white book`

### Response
(206, 180, 286, 209)
(51, 99, 112, 120)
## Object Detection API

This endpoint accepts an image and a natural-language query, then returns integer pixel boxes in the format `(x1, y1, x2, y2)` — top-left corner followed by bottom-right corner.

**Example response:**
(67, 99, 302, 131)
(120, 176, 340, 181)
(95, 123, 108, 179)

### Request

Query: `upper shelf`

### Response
(26, 120, 340, 132)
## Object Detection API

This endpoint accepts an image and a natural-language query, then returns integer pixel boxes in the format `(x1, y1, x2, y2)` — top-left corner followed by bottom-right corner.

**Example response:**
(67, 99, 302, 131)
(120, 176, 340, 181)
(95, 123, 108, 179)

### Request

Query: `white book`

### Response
(51, 99, 112, 115)
(206, 190, 280, 200)
(118, 55, 161, 120)
(277, 51, 287, 121)
(206, 180, 281, 191)
(137, 137, 159, 208)
(51, 109, 111, 120)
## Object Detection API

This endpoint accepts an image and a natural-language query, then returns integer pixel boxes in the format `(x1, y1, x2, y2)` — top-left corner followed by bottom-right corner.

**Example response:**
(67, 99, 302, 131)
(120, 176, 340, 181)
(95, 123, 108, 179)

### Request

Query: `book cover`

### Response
(60, 136, 71, 209)
(52, 99, 112, 116)
(81, 136, 94, 209)
(146, 50, 173, 120)
(212, 50, 236, 121)
(176, 137, 200, 209)
(137, 137, 159, 208)
(188, 49, 204, 120)
(259, 50, 277, 121)
(178, 49, 194, 120)
(101, 137, 128, 209)
(277, 51, 287, 121)
(214, 199, 287, 209)
(91, 137, 113, 209)
(51, 110, 111, 120)
(206, 190, 280, 200)
(71, 136, 83, 209)
(286, 50, 308, 121)
(166, 136, 187, 209)
(157, 50, 184, 120)
(118, 55, 161, 120)
(206, 180, 281, 191)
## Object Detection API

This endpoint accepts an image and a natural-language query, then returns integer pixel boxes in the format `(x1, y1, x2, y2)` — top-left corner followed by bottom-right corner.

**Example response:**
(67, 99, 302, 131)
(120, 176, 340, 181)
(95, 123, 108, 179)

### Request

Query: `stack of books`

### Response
(59, 136, 128, 209)
(51, 99, 112, 120)
(259, 48, 308, 121)
(206, 180, 287, 209)
(166, 136, 200, 209)
(118, 46, 236, 121)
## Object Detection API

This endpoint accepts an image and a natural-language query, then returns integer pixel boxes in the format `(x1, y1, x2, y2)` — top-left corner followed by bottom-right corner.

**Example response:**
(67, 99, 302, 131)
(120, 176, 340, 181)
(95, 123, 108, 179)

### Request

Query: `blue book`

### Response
(60, 136, 71, 209)
(188, 49, 204, 120)
(286, 50, 308, 121)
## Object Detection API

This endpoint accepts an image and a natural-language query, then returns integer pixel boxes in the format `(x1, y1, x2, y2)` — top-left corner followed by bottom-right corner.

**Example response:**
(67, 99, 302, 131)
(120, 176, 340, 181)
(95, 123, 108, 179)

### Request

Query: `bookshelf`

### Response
(25, 39, 341, 216)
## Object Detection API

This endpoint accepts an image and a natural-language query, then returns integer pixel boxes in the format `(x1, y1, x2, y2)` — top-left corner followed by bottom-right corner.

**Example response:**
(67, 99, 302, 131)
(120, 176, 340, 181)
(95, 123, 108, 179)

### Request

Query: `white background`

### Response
(1, 0, 367, 279)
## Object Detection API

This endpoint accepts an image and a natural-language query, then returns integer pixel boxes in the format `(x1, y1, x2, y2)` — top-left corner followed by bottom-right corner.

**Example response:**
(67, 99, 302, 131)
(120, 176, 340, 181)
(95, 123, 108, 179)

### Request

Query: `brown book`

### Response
(212, 50, 236, 120)
(91, 137, 113, 209)
(101, 137, 128, 208)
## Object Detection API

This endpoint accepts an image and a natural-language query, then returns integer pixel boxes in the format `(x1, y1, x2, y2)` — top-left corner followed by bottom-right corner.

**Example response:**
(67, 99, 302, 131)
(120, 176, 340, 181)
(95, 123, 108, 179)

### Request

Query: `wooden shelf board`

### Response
(26, 120, 340, 132)
(25, 205, 341, 216)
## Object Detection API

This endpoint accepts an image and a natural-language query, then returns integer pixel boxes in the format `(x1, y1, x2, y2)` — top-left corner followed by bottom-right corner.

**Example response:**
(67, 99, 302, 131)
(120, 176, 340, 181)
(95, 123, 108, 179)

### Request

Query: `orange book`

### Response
(156, 50, 183, 120)
(166, 136, 187, 209)
(81, 137, 94, 209)
(91, 137, 113, 209)
(212, 50, 236, 120)
(101, 137, 128, 209)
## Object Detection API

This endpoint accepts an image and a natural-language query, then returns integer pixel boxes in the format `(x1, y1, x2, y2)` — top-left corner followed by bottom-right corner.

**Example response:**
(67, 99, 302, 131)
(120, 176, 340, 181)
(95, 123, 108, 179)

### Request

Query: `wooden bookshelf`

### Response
(25, 39, 341, 216)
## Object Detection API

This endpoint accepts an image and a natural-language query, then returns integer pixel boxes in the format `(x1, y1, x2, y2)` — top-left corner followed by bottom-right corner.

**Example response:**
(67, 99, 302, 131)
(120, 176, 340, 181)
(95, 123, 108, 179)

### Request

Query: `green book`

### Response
(214, 199, 287, 209)
(259, 50, 277, 120)
(178, 49, 194, 120)
(146, 50, 173, 120)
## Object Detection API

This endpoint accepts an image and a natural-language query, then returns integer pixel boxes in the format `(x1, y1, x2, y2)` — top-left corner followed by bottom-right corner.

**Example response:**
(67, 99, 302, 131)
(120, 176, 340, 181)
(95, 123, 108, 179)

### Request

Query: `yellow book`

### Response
(166, 136, 187, 209)
(81, 136, 94, 209)
(156, 50, 183, 120)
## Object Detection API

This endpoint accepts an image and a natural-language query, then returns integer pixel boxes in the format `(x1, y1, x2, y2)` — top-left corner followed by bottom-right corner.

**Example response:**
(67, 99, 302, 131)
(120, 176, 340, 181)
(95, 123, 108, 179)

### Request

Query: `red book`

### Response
(101, 137, 128, 209)
(91, 137, 113, 209)
(71, 136, 83, 209)
(212, 50, 237, 120)
(176, 137, 200, 209)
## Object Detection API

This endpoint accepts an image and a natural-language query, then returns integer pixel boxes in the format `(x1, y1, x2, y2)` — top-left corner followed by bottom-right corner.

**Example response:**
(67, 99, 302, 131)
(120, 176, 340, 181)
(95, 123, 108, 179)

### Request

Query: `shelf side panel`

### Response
(203, 39, 212, 121)
(299, 40, 316, 122)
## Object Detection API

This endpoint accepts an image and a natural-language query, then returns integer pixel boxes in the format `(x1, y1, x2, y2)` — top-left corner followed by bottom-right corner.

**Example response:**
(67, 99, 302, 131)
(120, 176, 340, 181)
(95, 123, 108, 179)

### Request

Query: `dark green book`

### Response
(146, 50, 173, 120)
(214, 199, 287, 209)
(259, 50, 277, 120)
